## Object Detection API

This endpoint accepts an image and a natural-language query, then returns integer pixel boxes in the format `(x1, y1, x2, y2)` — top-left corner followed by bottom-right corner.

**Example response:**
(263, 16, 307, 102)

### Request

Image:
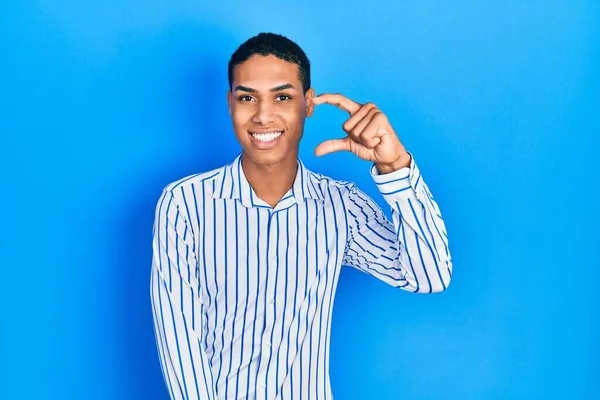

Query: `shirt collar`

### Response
(211, 152, 324, 208)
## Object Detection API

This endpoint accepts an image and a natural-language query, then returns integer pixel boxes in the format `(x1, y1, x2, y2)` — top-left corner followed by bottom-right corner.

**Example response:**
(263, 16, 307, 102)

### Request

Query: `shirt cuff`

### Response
(369, 151, 423, 200)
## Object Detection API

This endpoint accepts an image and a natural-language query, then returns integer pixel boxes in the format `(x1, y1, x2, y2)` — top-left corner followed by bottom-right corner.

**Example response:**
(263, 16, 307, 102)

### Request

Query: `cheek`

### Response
(281, 104, 304, 122)
(231, 108, 250, 128)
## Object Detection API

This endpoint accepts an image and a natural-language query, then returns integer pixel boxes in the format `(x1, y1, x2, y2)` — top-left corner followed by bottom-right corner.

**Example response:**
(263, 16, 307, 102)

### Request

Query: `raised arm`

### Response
(343, 155, 452, 293)
(311, 92, 452, 293)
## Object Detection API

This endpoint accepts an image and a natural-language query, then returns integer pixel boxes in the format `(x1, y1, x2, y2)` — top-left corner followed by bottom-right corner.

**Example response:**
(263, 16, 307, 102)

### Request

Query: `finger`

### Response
(351, 107, 381, 138)
(314, 137, 352, 157)
(359, 114, 386, 149)
(312, 93, 361, 115)
(352, 108, 381, 137)
(345, 106, 378, 144)
(361, 136, 381, 150)
(342, 102, 378, 134)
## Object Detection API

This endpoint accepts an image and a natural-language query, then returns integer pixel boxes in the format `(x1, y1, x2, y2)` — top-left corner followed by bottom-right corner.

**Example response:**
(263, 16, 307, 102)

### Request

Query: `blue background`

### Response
(2, 1, 599, 399)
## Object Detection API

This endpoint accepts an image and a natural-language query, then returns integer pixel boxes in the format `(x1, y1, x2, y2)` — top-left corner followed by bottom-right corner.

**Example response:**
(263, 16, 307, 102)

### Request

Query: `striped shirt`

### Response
(150, 151, 452, 400)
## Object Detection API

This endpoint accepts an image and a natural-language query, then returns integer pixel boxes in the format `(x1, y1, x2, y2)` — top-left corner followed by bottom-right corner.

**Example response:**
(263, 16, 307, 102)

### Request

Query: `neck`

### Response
(241, 151, 298, 207)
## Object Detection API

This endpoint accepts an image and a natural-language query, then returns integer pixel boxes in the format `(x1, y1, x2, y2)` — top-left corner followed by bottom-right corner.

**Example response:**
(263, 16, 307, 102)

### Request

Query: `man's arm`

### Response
(342, 154, 452, 293)
(311, 92, 452, 293)
(150, 189, 216, 399)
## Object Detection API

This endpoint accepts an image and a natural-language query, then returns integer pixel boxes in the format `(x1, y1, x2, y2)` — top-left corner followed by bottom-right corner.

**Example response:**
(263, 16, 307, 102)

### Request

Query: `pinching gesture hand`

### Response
(312, 93, 411, 173)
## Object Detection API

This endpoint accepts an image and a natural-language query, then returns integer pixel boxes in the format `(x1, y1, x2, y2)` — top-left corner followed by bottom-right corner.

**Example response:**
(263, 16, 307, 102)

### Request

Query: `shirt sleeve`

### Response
(342, 153, 452, 293)
(150, 189, 217, 399)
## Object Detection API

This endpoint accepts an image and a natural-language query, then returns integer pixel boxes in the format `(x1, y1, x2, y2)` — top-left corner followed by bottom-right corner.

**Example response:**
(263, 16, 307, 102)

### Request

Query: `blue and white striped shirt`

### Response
(150, 151, 452, 400)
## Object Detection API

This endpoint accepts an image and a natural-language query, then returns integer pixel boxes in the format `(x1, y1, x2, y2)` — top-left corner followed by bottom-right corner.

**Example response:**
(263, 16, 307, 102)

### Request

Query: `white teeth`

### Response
(251, 131, 283, 142)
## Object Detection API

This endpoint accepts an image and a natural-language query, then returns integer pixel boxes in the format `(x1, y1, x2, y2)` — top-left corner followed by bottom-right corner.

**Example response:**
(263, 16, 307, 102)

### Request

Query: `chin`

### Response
(239, 134, 297, 163)
(246, 149, 288, 165)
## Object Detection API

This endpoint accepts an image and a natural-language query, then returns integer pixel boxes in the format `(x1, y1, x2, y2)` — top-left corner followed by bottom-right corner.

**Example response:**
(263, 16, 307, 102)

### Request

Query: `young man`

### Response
(150, 32, 452, 400)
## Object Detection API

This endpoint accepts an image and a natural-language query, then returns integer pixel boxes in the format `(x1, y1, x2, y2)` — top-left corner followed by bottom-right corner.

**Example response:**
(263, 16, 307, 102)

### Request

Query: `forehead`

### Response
(232, 54, 301, 89)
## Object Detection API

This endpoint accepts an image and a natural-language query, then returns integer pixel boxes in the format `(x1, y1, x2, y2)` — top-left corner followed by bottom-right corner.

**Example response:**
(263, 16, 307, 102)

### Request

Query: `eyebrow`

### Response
(234, 83, 295, 93)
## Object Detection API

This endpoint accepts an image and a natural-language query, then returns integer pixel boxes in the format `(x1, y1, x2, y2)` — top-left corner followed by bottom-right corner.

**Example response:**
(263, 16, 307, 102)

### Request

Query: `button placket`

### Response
(264, 209, 278, 334)
(257, 210, 278, 394)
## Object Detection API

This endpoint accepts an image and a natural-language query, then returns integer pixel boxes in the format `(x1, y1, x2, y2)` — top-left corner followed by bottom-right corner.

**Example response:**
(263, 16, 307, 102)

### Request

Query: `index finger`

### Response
(312, 93, 362, 115)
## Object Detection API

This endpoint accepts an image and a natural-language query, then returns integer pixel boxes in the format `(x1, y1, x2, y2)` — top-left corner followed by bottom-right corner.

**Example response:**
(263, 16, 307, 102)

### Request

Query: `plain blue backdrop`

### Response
(2, 1, 599, 399)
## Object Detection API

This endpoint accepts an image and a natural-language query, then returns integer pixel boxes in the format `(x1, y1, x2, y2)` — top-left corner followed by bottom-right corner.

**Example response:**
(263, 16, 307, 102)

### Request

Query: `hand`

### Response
(312, 93, 411, 171)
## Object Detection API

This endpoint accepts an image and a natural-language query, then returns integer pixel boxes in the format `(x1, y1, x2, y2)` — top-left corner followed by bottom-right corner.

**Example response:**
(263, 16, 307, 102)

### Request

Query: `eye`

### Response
(238, 95, 255, 102)
(276, 94, 292, 101)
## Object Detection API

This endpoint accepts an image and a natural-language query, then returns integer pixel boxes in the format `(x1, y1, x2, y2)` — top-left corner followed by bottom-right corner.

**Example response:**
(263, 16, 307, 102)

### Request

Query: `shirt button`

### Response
(270, 254, 276, 262)
(259, 383, 266, 389)
(269, 298, 275, 304)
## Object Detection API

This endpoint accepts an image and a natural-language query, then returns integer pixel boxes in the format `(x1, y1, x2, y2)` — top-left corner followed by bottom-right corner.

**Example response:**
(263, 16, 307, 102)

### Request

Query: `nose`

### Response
(252, 101, 275, 125)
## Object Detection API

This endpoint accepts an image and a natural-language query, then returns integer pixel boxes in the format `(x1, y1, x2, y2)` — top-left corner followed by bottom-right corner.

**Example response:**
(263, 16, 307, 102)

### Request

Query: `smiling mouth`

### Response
(249, 130, 284, 143)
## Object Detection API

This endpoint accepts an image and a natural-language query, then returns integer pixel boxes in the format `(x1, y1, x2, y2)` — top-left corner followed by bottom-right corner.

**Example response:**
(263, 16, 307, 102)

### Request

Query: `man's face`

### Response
(228, 54, 315, 167)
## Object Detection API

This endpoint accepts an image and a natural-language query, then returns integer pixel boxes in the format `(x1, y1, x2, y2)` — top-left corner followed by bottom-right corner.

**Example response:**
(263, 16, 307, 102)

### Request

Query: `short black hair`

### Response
(228, 32, 311, 93)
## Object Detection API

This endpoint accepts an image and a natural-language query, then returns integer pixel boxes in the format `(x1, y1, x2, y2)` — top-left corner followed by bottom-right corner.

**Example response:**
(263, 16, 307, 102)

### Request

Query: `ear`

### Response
(227, 90, 232, 116)
(305, 88, 316, 117)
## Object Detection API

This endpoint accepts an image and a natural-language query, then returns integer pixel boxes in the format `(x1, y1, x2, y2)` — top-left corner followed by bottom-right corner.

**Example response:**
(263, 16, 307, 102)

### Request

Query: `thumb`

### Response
(314, 137, 352, 157)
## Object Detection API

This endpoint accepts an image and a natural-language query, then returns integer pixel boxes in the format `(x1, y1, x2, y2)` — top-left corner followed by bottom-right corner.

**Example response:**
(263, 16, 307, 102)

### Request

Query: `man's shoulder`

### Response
(306, 167, 357, 198)
(161, 165, 225, 198)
